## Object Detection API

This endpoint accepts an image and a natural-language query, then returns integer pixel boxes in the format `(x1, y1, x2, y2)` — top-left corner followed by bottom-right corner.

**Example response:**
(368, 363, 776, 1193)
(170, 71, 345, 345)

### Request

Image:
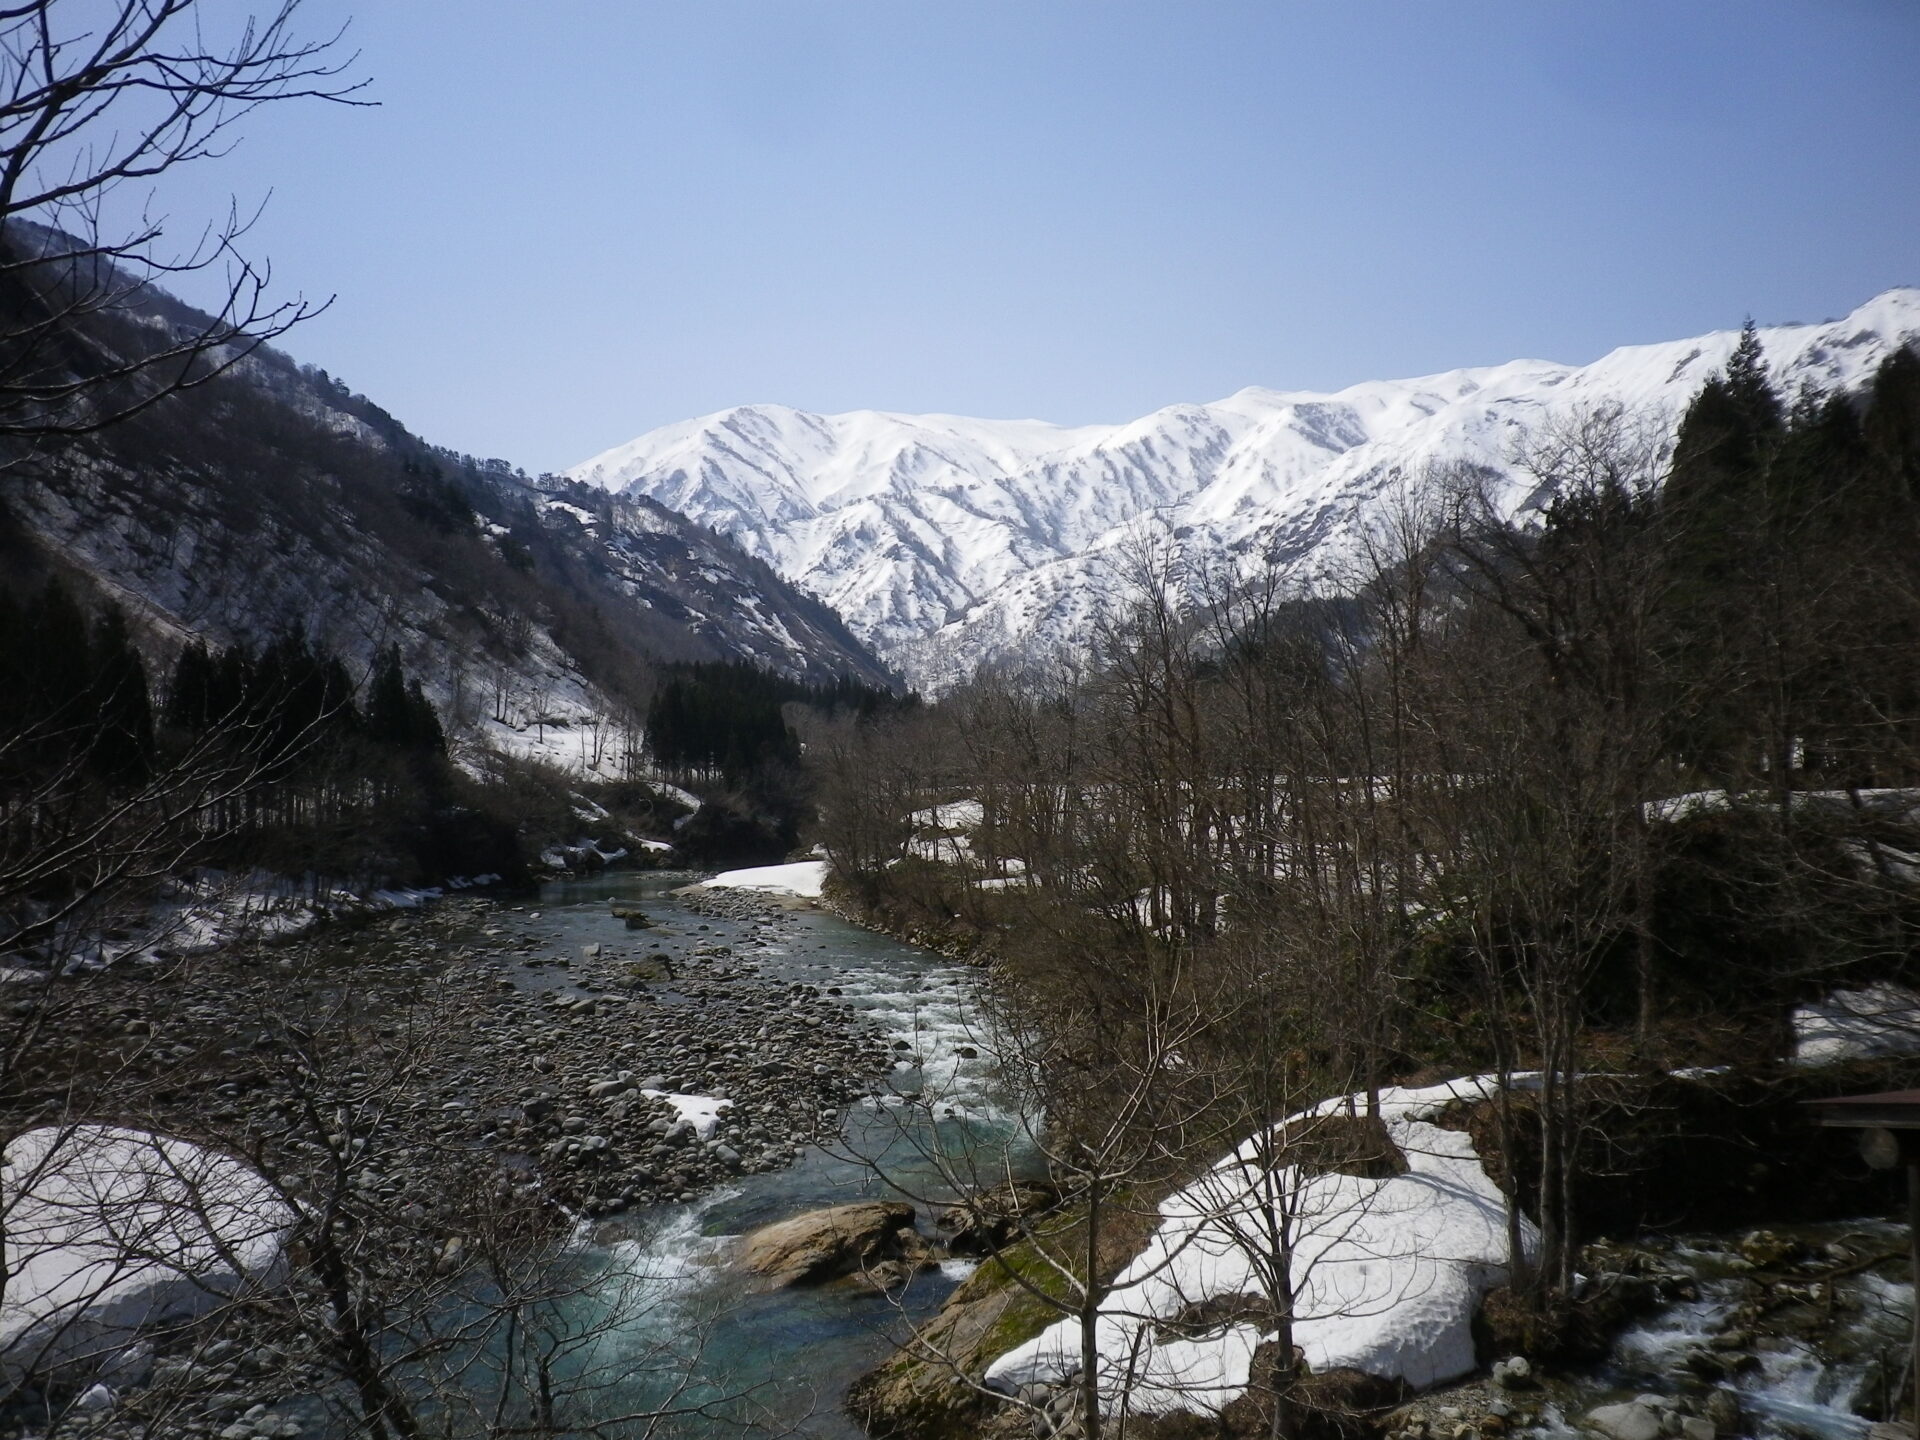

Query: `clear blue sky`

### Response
(151, 0, 1920, 473)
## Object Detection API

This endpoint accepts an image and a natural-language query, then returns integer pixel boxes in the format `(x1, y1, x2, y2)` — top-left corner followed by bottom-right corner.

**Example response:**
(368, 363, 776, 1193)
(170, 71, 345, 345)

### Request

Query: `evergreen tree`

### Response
(208, 644, 253, 732)
(364, 646, 415, 749)
(1660, 328, 1789, 782)
(252, 631, 360, 760)
(1865, 345, 1920, 502)
(87, 604, 155, 784)
(365, 646, 445, 754)
(165, 640, 216, 734)
(20, 578, 93, 735)
(1724, 318, 1783, 435)
(404, 678, 445, 755)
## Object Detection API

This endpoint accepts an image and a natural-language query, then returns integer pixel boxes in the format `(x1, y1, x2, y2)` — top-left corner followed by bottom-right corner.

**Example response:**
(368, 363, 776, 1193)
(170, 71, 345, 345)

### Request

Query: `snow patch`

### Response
(983, 1076, 1533, 1417)
(640, 1091, 733, 1141)
(701, 861, 827, 899)
(1792, 983, 1920, 1065)
(1, 1127, 290, 1350)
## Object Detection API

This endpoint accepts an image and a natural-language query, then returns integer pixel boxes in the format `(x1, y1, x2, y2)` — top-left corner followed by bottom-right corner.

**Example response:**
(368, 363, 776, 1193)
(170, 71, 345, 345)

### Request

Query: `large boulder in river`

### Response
(737, 1201, 931, 1290)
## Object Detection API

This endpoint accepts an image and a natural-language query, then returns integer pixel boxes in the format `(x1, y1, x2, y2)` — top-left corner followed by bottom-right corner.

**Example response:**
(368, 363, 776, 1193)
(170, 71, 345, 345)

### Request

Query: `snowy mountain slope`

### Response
(0, 245, 896, 777)
(573, 290, 1920, 690)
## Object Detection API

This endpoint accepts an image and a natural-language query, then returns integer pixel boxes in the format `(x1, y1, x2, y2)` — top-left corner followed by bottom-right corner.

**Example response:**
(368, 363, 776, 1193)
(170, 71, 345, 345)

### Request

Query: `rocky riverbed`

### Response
(4, 878, 902, 1224)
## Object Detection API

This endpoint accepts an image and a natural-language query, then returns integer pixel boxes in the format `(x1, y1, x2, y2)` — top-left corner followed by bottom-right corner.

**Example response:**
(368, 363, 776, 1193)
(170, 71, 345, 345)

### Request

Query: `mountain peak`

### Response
(571, 295, 1920, 692)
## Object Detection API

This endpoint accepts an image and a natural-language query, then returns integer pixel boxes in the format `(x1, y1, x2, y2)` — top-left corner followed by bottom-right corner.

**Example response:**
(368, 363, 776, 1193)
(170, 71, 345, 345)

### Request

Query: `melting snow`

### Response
(1, 1126, 290, 1348)
(641, 1091, 733, 1141)
(984, 1076, 1535, 1416)
(701, 861, 827, 899)
(1792, 982, 1920, 1065)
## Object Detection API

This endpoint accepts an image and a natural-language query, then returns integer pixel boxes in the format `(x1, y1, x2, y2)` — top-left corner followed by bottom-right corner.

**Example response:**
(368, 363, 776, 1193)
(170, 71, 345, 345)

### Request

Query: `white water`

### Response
(1535, 1223, 1913, 1440)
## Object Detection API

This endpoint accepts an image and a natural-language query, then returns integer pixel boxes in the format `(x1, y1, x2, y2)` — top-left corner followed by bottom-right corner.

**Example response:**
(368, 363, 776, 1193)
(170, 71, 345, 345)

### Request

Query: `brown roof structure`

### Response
(1805, 1090, 1920, 1129)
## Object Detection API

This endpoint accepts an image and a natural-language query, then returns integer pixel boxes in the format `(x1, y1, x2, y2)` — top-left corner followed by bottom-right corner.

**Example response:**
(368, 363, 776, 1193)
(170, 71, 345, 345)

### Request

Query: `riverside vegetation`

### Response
(10, 337, 1920, 1440)
(813, 332, 1920, 1439)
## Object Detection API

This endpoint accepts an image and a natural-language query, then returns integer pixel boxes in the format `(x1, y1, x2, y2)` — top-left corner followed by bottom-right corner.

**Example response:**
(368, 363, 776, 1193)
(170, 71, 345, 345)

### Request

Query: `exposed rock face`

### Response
(736, 1201, 931, 1290)
(1588, 1401, 1666, 1440)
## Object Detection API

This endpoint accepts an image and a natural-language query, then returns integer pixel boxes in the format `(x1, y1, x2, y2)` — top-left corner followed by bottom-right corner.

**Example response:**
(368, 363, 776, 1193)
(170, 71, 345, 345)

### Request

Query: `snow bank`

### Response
(909, 799, 984, 831)
(907, 833, 976, 864)
(1646, 786, 1920, 826)
(1792, 983, 1920, 1065)
(652, 781, 703, 812)
(2, 1126, 291, 1352)
(984, 1077, 1534, 1417)
(641, 1091, 733, 1140)
(701, 860, 827, 899)
(27, 871, 461, 974)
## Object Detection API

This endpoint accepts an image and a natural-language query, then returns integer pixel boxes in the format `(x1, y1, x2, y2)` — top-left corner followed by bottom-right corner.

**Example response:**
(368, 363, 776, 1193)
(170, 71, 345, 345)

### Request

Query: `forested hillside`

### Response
(0, 228, 904, 920)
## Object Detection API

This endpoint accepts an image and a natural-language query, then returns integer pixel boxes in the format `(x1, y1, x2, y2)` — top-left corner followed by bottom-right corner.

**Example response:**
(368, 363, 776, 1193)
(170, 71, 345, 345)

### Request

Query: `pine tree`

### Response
(365, 646, 415, 749)
(1865, 345, 1920, 502)
(20, 578, 93, 733)
(165, 641, 216, 734)
(1659, 327, 1789, 782)
(88, 604, 154, 784)
(1723, 318, 1783, 435)
(404, 678, 445, 755)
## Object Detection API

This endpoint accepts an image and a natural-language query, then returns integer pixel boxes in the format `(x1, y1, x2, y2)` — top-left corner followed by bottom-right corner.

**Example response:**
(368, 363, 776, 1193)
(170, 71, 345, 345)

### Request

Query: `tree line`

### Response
(646, 660, 907, 786)
(0, 582, 529, 944)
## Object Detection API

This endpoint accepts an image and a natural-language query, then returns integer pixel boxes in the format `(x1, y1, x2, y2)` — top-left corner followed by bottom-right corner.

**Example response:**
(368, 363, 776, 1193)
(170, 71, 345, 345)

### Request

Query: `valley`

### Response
(7, 186, 1920, 1440)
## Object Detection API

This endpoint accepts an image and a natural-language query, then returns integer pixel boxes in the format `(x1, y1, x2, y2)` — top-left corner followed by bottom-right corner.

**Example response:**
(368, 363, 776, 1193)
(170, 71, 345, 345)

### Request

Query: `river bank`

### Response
(6, 873, 907, 1225)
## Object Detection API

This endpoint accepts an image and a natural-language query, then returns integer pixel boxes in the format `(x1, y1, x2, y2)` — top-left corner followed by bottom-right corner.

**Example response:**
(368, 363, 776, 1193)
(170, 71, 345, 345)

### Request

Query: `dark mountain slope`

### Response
(0, 259, 896, 774)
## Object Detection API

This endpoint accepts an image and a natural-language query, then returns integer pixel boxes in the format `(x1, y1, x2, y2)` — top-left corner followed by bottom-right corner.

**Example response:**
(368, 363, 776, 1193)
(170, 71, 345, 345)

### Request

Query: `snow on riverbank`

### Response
(701, 861, 827, 899)
(15, 870, 501, 975)
(1, 1127, 290, 1352)
(984, 1076, 1535, 1417)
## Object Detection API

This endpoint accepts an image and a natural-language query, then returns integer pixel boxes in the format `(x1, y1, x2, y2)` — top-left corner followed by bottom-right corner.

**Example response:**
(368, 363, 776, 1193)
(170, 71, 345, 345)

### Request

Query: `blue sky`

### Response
(150, 0, 1920, 473)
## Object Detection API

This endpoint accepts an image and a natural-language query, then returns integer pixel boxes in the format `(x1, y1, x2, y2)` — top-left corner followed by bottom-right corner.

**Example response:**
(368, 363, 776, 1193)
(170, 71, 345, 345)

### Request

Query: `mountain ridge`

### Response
(0, 239, 898, 778)
(573, 289, 1920, 690)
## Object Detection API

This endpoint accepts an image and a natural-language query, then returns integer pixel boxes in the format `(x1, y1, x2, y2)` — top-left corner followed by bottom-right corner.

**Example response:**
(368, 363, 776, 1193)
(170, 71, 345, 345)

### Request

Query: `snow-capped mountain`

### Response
(572, 290, 1920, 691)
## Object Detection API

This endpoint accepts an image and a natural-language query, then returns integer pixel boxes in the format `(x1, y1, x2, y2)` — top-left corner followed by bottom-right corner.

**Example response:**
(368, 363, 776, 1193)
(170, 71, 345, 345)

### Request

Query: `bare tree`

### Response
(0, 0, 369, 438)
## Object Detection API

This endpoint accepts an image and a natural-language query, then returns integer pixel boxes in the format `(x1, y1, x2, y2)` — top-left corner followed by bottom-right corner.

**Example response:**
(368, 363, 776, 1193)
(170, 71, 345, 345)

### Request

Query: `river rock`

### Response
(937, 1180, 1059, 1255)
(1703, 1391, 1741, 1432)
(846, 1280, 1032, 1439)
(1490, 1355, 1534, 1390)
(1587, 1402, 1664, 1440)
(736, 1201, 931, 1289)
(1737, 1230, 1800, 1268)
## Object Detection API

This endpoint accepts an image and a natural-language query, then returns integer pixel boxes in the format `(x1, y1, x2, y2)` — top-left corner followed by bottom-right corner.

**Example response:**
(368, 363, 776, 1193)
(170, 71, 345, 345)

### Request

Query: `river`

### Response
(499, 870, 1022, 1438)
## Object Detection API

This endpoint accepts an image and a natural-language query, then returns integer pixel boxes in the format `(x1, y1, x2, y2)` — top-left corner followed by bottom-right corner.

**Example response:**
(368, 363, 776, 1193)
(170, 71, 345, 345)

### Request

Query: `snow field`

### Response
(572, 293, 1920, 691)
